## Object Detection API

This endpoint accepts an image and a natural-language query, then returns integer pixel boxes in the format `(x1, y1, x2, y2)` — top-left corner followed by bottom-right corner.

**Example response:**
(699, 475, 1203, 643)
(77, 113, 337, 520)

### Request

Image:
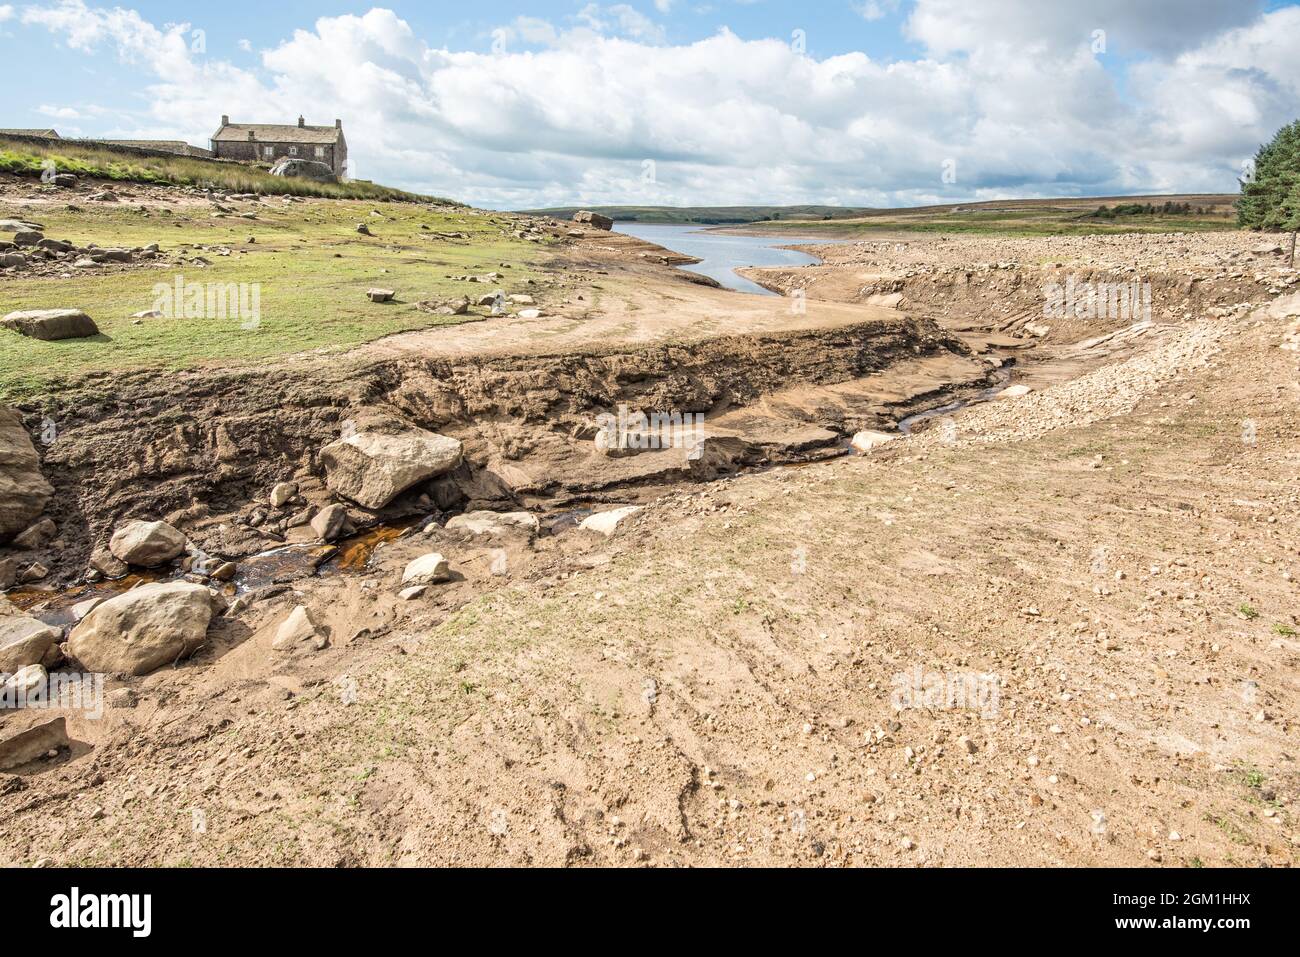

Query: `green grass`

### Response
(0, 136, 448, 203)
(1237, 603, 1261, 620)
(0, 196, 550, 400)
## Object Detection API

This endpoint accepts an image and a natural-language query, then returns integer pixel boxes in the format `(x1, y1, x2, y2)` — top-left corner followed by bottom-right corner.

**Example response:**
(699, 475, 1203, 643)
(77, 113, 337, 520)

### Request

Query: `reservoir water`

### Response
(613, 222, 834, 296)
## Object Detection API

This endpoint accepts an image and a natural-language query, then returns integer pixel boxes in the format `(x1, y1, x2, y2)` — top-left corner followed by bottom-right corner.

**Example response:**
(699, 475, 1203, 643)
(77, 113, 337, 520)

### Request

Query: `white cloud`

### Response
(0, 5, 15, 23)
(14, 2, 1300, 208)
(36, 104, 83, 119)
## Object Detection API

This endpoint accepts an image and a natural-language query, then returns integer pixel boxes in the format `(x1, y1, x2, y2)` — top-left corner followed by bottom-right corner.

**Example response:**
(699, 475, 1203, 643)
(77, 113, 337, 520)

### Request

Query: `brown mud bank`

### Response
(5, 313, 990, 584)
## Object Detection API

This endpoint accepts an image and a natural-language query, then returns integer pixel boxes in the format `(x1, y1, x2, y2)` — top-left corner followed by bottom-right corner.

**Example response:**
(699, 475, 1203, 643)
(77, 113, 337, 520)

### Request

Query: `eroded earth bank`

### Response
(2, 195, 1298, 867)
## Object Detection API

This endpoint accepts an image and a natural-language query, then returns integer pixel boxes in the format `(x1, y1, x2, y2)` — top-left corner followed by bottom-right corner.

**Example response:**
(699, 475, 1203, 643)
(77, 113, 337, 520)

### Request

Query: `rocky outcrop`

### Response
(109, 520, 187, 567)
(573, 210, 614, 231)
(0, 407, 53, 544)
(320, 428, 463, 510)
(1, 308, 99, 341)
(67, 582, 214, 676)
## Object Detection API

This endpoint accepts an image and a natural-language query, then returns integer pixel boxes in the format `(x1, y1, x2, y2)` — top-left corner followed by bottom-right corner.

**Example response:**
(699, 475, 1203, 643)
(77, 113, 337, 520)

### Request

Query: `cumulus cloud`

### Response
(14, 1, 1300, 208)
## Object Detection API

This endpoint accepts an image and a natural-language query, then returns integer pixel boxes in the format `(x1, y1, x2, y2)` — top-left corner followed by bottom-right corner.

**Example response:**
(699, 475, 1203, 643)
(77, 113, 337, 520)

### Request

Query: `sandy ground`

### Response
(1, 227, 1297, 868)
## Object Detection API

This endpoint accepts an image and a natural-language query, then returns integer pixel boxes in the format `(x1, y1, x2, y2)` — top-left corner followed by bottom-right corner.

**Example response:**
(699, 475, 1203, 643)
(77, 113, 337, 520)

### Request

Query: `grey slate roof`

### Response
(211, 123, 341, 145)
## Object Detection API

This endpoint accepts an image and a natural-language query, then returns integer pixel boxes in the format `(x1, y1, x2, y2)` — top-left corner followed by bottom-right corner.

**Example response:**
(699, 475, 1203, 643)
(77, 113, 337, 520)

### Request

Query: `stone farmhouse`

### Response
(209, 116, 349, 180)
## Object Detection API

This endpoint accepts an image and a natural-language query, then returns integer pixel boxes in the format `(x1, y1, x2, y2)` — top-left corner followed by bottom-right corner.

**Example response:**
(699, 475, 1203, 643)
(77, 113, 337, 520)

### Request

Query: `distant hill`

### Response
(519, 205, 876, 225)
(520, 195, 1241, 234)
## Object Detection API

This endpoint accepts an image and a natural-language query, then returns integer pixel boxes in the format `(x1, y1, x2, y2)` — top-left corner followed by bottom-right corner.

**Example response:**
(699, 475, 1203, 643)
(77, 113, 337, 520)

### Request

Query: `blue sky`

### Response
(3, 1, 1299, 208)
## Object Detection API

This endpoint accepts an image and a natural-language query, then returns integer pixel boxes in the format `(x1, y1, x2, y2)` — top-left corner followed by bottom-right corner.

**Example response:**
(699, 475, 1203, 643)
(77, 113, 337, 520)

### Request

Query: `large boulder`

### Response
(320, 428, 463, 509)
(269, 158, 337, 183)
(109, 520, 187, 567)
(573, 210, 614, 231)
(67, 582, 214, 676)
(0, 614, 61, 674)
(1, 309, 99, 341)
(0, 407, 53, 544)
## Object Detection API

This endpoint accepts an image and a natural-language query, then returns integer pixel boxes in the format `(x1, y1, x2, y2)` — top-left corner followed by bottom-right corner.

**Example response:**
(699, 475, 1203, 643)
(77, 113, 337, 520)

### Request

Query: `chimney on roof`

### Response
(247, 130, 256, 140)
(298, 115, 305, 128)
(335, 119, 342, 129)
(221, 114, 229, 127)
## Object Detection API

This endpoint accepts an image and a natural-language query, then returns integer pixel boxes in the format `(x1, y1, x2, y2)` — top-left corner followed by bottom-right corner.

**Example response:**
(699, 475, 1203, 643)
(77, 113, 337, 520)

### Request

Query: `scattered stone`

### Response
(0, 616, 61, 673)
(88, 547, 130, 580)
(106, 688, 138, 709)
(850, 431, 895, 453)
(367, 288, 395, 303)
(108, 519, 187, 567)
(69, 596, 105, 622)
(1, 308, 99, 341)
(67, 582, 214, 676)
(579, 506, 644, 537)
(272, 605, 326, 652)
(997, 384, 1034, 400)
(446, 511, 541, 536)
(402, 553, 452, 586)
(1, 664, 47, 702)
(320, 428, 463, 510)
(310, 504, 348, 541)
(0, 715, 68, 771)
(210, 561, 238, 583)
(269, 482, 298, 508)
(19, 563, 47, 584)
(11, 517, 56, 550)
(399, 586, 428, 601)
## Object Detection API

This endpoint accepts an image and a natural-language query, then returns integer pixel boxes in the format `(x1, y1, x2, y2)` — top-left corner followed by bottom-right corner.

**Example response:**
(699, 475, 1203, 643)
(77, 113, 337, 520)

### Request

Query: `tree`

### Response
(1284, 179, 1300, 267)
(1238, 119, 1300, 265)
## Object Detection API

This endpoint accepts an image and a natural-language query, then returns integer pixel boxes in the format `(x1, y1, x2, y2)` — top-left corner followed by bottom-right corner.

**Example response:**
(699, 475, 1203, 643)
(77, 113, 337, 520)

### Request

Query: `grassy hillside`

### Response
(0, 136, 447, 203)
(0, 196, 548, 400)
(526, 194, 1241, 235)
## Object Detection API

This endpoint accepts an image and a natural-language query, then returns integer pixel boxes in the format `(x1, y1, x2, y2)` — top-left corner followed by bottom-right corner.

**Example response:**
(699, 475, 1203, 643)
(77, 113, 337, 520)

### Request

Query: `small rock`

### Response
(109, 519, 187, 567)
(850, 431, 895, 453)
(310, 504, 348, 542)
(269, 482, 298, 508)
(402, 553, 451, 586)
